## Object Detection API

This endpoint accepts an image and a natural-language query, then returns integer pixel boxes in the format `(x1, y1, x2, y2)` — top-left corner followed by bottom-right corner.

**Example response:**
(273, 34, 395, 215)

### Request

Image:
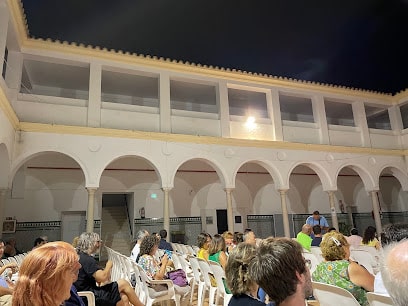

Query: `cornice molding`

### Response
(19, 122, 406, 156)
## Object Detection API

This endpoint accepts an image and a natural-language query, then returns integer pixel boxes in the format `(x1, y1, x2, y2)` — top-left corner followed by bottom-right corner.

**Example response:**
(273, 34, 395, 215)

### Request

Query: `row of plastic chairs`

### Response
(1, 253, 28, 267)
(313, 281, 393, 306)
(105, 246, 188, 306)
(189, 256, 232, 306)
(171, 242, 198, 256)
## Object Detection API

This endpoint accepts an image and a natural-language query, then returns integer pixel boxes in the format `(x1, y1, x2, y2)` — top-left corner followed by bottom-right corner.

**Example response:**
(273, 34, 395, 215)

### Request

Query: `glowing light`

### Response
(150, 193, 157, 199)
(245, 116, 257, 131)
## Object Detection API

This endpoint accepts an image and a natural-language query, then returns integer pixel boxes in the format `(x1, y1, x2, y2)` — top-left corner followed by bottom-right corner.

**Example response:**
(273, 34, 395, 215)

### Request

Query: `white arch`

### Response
(231, 159, 284, 189)
(336, 163, 376, 191)
(10, 149, 88, 188)
(169, 157, 228, 188)
(286, 161, 334, 191)
(377, 165, 408, 192)
(95, 153, 163, 187)
(0, 143, 11, 188)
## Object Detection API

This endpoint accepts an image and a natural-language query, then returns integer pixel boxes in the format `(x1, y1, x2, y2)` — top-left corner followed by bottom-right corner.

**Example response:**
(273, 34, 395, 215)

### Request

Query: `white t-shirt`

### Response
(130, 243, 141, 261)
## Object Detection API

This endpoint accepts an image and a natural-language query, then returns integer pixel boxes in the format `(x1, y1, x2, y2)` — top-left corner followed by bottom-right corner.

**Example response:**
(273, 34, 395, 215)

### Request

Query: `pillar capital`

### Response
(224, 188, 234, 193)
(278, 189, 288, 195)
(86, 187, 97, 194)
(162, 187, 173, 192)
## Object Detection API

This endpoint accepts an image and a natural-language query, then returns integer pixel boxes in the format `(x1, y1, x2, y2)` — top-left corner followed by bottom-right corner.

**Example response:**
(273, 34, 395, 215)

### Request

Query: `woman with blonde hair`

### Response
(222, 231, 235, 254)
(313, 231, 374, 306)
(12, 241, 81, 306)
(225, 243, 264, 305)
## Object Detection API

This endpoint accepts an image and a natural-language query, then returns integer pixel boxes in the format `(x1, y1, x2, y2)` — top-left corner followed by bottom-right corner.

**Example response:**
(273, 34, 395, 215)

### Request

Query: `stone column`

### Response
(87, 62, 102, 127)
(224, 188, 234, 232)
(86, 188, 97, 232)
(162, 188, 171, 241)
(216, 81, 231, 137)
(327, 191, 339, 230)
(0, 5, 9, 75)
(279, 189, 290, 238)
(159, 72, 171, 133)
(0, 189, 8, 238)
(267, 89, 283, 141)
(370, 190, 382, 235)
(312, 95, 330, 144)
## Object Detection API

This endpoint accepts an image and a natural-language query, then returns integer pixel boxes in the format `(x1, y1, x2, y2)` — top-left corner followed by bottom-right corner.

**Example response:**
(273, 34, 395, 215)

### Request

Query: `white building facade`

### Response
(0, 0, 408, 251)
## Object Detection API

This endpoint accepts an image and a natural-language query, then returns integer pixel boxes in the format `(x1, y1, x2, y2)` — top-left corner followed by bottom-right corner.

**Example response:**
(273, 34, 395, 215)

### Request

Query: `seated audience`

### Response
(311, 225, 322, 247)
(208, 234, 231, 293)
(243, 228, 256, 245)
(361, 226, 380, 250)
(0, 239, 16, 305)
(130, 229, 149, 261)
(346, 228, 363, 247)
(250, 237, 313, 305)
(233, 232, 244, 245)
(158, 229, 173, 251)
(297, 224, 313, 251)
(138, 234, 190, 299)
(374, 223, 408, 295)
(3, 238, 20, 258)
(74, 232, 143, 306)
(32, 237, 46, 249)
(222, 231, 235, 254)
(313, 231, 374, 306)
(197, 232, 211, 260)
(208, 234, 228, 269)
(381, 240, 408, 306)
(225, 243, 265, 305)
(12, 241, 80, 306)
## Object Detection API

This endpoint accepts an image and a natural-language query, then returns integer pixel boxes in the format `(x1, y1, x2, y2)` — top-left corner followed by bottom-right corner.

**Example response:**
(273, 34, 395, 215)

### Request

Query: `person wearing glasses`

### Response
(312, 231, 374, 306)
(74, 232, 143, 306)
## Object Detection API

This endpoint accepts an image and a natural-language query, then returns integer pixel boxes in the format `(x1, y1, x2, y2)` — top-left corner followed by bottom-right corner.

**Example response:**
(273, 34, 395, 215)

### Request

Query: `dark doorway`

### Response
(216, 209, 228, 234)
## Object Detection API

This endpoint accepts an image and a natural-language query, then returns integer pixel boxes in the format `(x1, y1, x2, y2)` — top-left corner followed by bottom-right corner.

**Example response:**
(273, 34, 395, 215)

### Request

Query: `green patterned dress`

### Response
(312, 260, 368, 306)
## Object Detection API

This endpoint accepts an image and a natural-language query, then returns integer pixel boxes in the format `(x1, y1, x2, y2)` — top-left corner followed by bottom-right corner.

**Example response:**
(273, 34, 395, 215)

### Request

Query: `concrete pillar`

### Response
(279, 189, 290, 237)
(327, 191, 339, 230)
(0, 5, 9, 76)
(86, 188, 97, 232)
(352, 102, 371, 147)
(4, 51, 23, 95)
(370, 190, 382, 236)
(224, 188, 234, 232)
(162, 188, 171, 241)
(0, 189, 8, 238)
(267, 89, 283, 141)
(217, 81, 230, 137)
(159, 72, 171, 133)
(87, 62, 102, 127)
(312, 95, 330, 144)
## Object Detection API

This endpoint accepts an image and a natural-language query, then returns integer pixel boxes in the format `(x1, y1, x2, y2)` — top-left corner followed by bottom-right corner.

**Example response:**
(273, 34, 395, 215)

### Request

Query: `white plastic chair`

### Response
(303, 252, 320, 274)
(208, 260, 232, 306)
(310, 246, 324, 263)
(189, 256, 205, 306)
(197, 257, 217, 306)
(135, 264, 181, 306)
(312, 281, 360, 306)
(366, 292, 394, 306)
(350, 250, 376, 275)
(78, 291, 96, 306)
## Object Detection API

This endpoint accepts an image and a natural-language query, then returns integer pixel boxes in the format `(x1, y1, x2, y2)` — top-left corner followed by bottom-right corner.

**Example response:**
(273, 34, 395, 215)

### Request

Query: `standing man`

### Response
(306, 211, 329, 234)
(250, 237, 313, 306)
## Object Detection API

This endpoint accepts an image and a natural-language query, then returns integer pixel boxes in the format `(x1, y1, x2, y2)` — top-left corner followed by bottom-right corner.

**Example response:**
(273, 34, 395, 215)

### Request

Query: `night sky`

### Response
(21, 0, 408, 94)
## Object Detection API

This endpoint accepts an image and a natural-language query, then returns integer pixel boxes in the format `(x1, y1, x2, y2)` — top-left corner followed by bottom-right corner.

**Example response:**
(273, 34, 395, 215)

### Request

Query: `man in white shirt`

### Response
(130, 229, 149, 261)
